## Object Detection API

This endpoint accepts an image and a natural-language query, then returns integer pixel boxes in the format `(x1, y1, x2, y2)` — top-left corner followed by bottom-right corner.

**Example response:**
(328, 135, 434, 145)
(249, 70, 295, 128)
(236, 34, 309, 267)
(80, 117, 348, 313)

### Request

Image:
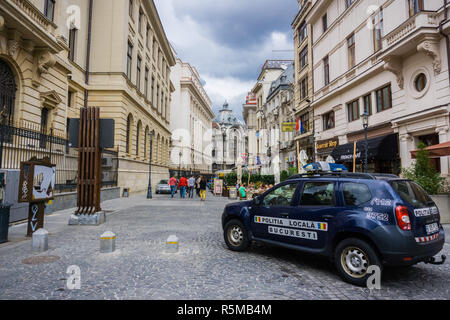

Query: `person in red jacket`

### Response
(178, 176, 188, 198)
(168, 176, 178, 198)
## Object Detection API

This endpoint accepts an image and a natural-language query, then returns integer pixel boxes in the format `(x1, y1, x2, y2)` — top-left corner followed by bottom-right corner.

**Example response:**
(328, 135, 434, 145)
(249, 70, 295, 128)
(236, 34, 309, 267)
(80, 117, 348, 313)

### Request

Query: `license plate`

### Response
(425, 223, 439, 235)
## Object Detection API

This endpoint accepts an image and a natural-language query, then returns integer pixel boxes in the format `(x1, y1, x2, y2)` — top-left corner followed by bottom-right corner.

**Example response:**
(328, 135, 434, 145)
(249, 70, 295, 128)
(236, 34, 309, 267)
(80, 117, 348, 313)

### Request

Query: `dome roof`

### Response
(214, 101, 243, 127)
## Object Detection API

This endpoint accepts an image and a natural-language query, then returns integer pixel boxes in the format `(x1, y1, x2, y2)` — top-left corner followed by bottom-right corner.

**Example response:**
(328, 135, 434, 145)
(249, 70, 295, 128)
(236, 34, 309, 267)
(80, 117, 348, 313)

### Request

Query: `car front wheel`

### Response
(224, 219, 250, 252)
(334, 238, 382, 287)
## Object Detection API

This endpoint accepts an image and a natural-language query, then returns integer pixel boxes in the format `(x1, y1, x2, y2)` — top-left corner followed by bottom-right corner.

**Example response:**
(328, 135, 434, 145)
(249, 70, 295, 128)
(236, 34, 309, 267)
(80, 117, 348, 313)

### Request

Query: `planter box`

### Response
(431, 195, 450, 224)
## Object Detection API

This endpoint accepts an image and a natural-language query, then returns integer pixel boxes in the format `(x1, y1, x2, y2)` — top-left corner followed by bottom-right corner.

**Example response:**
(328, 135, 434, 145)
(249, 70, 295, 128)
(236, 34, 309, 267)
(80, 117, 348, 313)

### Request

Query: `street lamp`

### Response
(178, 151, 182, 178)
(146, 131, 154, 199)
(221, 127, 227, 171)
(361, 112, 369, 173)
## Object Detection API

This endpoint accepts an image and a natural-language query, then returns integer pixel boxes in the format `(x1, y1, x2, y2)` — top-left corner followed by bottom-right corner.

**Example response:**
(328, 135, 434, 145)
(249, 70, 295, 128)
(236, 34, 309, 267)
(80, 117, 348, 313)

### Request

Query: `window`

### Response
(390, 180, 432, 208)
(40, 107, 50, 148)
(68, 28, 77, 61)
(299, 46, 308, 69)
(343, 183, 372, 206)
(300, 112, 310, 133)
(138, 9, 143, 34)
(136, 121, 141, 156)
(300, 182, 335, 206)
(376, 85, 392, 112)
(144, 67, 149, 98)
(347, 100, 360, 122)
(345, 0, 354, 9)
(146, 24, 151, 48)
(129, 0, 134, 19)
(414, 73, 427, 92)
(323, 56, 330, 86)
(151, 77, 155, 104)
(363, 94, 372, 115)
(408, 0, 423, 17)
(44, 0, 55, 21)
(262, 183, 298, 207)
(153, 39, 157, 60)
(127, 41, 133, 79)
(372, 9, 383, 52)
(136, 56, 142, 90)
(298, 22, 307, 43)
(67, 90, 74, 108)
(347, 33, 355, 69)
(322, 14, 328, 33)
(300, 76, 308, 100)
(156, 85, 159, 109)
(323, 111, 335, 130)
(126, 114, 132, 154)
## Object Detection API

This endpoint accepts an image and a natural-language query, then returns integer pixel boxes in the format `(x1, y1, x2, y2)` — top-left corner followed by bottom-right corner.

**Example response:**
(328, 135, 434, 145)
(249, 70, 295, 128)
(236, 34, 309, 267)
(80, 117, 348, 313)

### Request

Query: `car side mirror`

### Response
(254, 196, 261, 206)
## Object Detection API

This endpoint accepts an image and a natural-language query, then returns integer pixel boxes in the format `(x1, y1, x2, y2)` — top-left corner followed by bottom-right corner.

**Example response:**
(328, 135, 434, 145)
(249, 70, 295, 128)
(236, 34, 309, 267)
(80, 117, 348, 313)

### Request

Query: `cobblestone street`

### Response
(0, 194, 449, 300)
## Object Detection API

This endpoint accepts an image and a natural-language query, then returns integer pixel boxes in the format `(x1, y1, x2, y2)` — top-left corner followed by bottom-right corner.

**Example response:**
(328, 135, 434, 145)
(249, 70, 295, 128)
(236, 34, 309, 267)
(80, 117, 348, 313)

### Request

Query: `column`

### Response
(399, 133, 414, 169)
(436, 127, 449, 176)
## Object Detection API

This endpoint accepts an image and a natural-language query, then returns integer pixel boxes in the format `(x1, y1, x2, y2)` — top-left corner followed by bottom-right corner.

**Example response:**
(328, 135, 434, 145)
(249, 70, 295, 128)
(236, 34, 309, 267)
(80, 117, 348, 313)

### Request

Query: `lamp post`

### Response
(221, 127, 226, 171)
(146, 131, 154, 199)
(178, 151, 182, 178)
(361, 112, 369, 173)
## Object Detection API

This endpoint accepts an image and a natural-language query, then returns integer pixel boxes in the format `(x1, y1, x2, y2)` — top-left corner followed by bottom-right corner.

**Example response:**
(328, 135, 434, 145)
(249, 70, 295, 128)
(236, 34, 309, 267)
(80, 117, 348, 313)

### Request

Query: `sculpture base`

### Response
(68, 211, 106, 226)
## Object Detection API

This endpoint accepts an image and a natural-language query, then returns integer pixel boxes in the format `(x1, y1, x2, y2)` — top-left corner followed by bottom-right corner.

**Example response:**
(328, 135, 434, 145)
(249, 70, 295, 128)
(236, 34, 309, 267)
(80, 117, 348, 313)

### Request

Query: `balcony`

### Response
(0, 0, 62, 53)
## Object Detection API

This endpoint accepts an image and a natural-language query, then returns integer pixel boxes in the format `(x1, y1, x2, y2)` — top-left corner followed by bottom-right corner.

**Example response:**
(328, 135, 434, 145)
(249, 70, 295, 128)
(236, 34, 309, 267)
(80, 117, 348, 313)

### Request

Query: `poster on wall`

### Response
(18, 157, 56, 203)
(214, 179, 223, 196)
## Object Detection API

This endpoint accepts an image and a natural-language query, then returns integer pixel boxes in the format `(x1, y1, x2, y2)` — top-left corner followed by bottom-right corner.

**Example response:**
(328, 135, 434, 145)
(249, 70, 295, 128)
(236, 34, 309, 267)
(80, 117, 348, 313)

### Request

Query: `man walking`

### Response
(169, 176, 177, 198)
(195, 176, 201, 197)
(199, 176, 207, 201)
(178, 176, 188, 198)
(188, 176, 196, 198)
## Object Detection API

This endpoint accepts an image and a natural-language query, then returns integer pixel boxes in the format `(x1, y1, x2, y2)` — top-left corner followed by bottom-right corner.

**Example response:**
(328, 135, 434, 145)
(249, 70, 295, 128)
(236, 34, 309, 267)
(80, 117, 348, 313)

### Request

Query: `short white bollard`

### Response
(166, 235, 179, 253)
(32, 229, 48, 252)
(100, 231, 116, 253)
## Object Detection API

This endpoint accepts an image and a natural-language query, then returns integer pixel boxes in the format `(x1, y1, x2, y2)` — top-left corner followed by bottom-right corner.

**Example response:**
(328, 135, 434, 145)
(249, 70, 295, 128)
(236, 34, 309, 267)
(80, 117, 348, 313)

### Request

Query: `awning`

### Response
(411, 141, 450, 159)
(330, 133, 399, 163)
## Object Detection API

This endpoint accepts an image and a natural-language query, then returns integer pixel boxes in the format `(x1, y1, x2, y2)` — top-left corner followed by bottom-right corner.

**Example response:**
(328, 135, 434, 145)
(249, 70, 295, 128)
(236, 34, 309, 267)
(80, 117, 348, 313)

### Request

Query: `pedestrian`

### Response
(178, 176, 188, 198)
(188, 175, 196, 198)
(199, 176, 207, 201)
(239, 184, 247, 200)
(169, 176, 177, 198)
(196, 176, 201, 197)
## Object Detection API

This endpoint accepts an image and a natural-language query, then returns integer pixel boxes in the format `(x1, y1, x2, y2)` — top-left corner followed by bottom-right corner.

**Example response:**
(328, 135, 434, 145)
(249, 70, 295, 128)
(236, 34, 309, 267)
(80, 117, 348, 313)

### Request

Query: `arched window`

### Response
(0, 59, 17, 125)
(126, 114, 133, 154)
(136, 120, 142, 156)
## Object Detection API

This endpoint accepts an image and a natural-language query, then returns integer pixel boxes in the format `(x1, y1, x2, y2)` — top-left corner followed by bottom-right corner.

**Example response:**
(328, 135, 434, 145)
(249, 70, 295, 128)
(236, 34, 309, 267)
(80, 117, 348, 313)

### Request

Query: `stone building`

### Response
(292, 0, 315, 163)
(212, 102, 247, 173)
(306, 0, 450, 176)
(0, 0, 175, 194)
(169, 57, 214, 178)
(265, 62, 297, 178)
(252, 60, 293, 175)
(242, 92, 258, 168)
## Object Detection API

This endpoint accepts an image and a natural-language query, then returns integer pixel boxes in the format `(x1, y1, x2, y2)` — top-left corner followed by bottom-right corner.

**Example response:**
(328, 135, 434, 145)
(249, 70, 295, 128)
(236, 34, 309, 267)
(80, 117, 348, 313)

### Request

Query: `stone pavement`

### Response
(0, 193, 449, 300)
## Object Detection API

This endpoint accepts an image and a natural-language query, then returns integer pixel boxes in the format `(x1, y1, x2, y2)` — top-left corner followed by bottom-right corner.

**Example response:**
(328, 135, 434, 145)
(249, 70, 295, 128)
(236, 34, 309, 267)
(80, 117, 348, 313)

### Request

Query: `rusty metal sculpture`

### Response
(76, 107, 102, 214)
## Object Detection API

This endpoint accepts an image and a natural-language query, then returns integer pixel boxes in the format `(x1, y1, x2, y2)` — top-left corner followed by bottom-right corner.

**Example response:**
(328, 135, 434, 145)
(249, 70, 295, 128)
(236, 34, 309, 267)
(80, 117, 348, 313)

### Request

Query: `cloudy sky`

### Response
(154, 0, 298, 119)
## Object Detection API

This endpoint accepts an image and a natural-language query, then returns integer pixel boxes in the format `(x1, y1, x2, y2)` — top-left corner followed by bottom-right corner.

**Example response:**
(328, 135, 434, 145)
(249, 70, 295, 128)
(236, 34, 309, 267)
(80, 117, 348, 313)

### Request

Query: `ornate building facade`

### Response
(0, 0, 175, 194)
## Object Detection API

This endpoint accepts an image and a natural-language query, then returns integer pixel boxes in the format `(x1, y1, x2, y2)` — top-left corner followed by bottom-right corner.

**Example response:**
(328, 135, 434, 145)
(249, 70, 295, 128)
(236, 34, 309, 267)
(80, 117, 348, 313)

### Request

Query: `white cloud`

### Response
(155, 0, 295, 118)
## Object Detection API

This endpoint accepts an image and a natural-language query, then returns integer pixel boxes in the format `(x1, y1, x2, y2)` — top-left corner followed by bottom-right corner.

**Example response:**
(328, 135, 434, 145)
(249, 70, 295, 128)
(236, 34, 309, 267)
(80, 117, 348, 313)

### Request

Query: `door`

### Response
(250, 182, 300, 242)
(288, 181, 340, 249)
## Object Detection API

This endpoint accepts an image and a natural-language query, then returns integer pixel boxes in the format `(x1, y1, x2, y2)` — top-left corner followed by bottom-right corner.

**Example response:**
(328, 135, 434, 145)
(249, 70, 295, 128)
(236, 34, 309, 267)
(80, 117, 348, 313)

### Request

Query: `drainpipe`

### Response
(439, 0, 450, 87)
(84, 0, 94, 108)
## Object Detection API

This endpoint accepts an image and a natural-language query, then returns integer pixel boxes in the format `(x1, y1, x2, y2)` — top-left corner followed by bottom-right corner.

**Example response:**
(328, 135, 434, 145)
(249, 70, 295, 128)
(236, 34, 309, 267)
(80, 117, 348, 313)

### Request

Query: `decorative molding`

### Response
(32, 49, 56, 87)
(399, 134, 413, 142)
(417, 39, 441, 75)
(436, 126, 449, 135)
(40, 90, 62, 109)
(383, 57, 404, 89)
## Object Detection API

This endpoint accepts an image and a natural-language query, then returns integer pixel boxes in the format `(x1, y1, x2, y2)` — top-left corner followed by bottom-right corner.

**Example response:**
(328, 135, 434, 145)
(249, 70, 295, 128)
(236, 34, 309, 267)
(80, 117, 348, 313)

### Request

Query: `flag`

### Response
(296, 118, 300, 131)
(300, 120, 305, 134)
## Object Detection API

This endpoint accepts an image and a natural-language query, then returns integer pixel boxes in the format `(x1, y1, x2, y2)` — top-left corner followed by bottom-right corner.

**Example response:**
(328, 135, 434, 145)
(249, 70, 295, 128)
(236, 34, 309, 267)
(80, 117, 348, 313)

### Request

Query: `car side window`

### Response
(343, 183, 372, 206)
(300, 182, 335, 206)
(262, 183, 298, 207)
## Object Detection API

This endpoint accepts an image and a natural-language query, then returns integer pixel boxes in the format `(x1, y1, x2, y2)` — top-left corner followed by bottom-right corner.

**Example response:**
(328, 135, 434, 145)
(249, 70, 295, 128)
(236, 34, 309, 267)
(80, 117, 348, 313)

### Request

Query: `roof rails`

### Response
(287, 171, 399, 180)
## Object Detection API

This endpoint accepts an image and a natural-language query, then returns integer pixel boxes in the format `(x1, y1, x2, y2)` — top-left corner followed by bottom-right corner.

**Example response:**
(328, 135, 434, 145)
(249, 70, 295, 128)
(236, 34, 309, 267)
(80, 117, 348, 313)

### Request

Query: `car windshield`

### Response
(390, 180, 433, 208)
(159, 180, 168, 184)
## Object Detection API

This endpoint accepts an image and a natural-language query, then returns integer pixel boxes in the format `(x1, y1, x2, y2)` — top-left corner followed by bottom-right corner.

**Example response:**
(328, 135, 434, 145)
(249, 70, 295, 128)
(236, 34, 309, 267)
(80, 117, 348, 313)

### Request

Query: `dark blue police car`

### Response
(222, 172, 446, 286)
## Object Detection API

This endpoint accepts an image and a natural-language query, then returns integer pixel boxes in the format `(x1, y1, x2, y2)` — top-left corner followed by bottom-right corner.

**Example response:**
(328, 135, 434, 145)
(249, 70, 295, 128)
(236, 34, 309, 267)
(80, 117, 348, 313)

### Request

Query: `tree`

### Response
(402, 142, 444, 195)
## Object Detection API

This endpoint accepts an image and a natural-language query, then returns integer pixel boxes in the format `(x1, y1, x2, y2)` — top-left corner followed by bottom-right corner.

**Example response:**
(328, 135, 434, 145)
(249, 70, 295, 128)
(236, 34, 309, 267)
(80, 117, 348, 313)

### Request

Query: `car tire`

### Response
(224, 219, 251, 252)
(334, 238, 382, 287)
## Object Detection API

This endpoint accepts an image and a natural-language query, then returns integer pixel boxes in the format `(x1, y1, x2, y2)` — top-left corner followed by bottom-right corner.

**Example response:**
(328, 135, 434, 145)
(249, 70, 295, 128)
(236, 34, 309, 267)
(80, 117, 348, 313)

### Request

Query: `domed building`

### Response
(212, 102, 247, 173)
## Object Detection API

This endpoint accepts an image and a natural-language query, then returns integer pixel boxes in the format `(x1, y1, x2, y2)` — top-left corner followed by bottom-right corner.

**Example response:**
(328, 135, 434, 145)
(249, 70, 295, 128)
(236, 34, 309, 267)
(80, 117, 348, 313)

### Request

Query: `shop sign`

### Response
(316, 138, 339, 152)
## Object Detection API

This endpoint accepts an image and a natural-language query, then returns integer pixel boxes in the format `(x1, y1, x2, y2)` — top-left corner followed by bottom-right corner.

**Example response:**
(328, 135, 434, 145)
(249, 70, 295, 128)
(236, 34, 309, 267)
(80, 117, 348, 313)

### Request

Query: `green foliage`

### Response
(281, 167, 299, 182)
(402, 142, 445, 195)
(224, 172, 275, 186)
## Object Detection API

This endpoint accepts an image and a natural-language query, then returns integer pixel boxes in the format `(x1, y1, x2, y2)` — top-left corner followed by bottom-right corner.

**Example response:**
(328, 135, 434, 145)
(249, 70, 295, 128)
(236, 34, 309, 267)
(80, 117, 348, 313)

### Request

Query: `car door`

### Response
(249, 182, 300, 242)
(287, 180, 340, 249)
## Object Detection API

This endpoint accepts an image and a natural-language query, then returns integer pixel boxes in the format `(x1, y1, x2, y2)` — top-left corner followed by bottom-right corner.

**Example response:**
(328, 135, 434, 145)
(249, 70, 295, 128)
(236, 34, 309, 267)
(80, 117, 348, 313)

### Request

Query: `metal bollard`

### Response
(100, 231, 116, 253)
(165, 235, 179, 253)
(32, 228, 48, 252)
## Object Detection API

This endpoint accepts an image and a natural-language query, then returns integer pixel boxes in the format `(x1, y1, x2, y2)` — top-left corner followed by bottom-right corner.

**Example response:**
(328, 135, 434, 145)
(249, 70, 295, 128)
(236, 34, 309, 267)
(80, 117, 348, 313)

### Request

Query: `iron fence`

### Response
(0, 119, 118, 193)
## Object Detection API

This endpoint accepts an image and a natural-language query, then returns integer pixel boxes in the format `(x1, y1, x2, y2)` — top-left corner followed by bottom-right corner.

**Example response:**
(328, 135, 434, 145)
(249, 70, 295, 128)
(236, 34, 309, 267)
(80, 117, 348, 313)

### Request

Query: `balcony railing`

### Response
(9, 0, 57, 35)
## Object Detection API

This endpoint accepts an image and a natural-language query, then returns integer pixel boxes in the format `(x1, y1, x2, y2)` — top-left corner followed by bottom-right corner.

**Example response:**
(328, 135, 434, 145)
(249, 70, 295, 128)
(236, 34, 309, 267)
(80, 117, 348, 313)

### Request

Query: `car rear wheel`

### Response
(334, 238, 382, 287)
(224, 219, 250, 252)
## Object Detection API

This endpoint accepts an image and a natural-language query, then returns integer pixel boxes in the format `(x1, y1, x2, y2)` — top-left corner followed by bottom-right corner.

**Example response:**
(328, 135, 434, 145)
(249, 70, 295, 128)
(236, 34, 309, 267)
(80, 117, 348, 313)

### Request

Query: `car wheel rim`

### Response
(227, 225, 244, 247)
(341, 246, 369, 279)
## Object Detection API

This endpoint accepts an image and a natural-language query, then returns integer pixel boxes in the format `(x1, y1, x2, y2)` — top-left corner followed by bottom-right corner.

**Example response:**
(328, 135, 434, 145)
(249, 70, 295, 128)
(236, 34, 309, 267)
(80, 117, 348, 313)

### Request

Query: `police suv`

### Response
(221, 172, 446, 286)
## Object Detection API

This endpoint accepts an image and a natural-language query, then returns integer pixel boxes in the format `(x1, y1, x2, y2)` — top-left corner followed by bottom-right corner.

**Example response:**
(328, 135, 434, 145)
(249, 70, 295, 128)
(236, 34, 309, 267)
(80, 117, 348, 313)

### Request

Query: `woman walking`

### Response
(199, 176, 207, 201)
